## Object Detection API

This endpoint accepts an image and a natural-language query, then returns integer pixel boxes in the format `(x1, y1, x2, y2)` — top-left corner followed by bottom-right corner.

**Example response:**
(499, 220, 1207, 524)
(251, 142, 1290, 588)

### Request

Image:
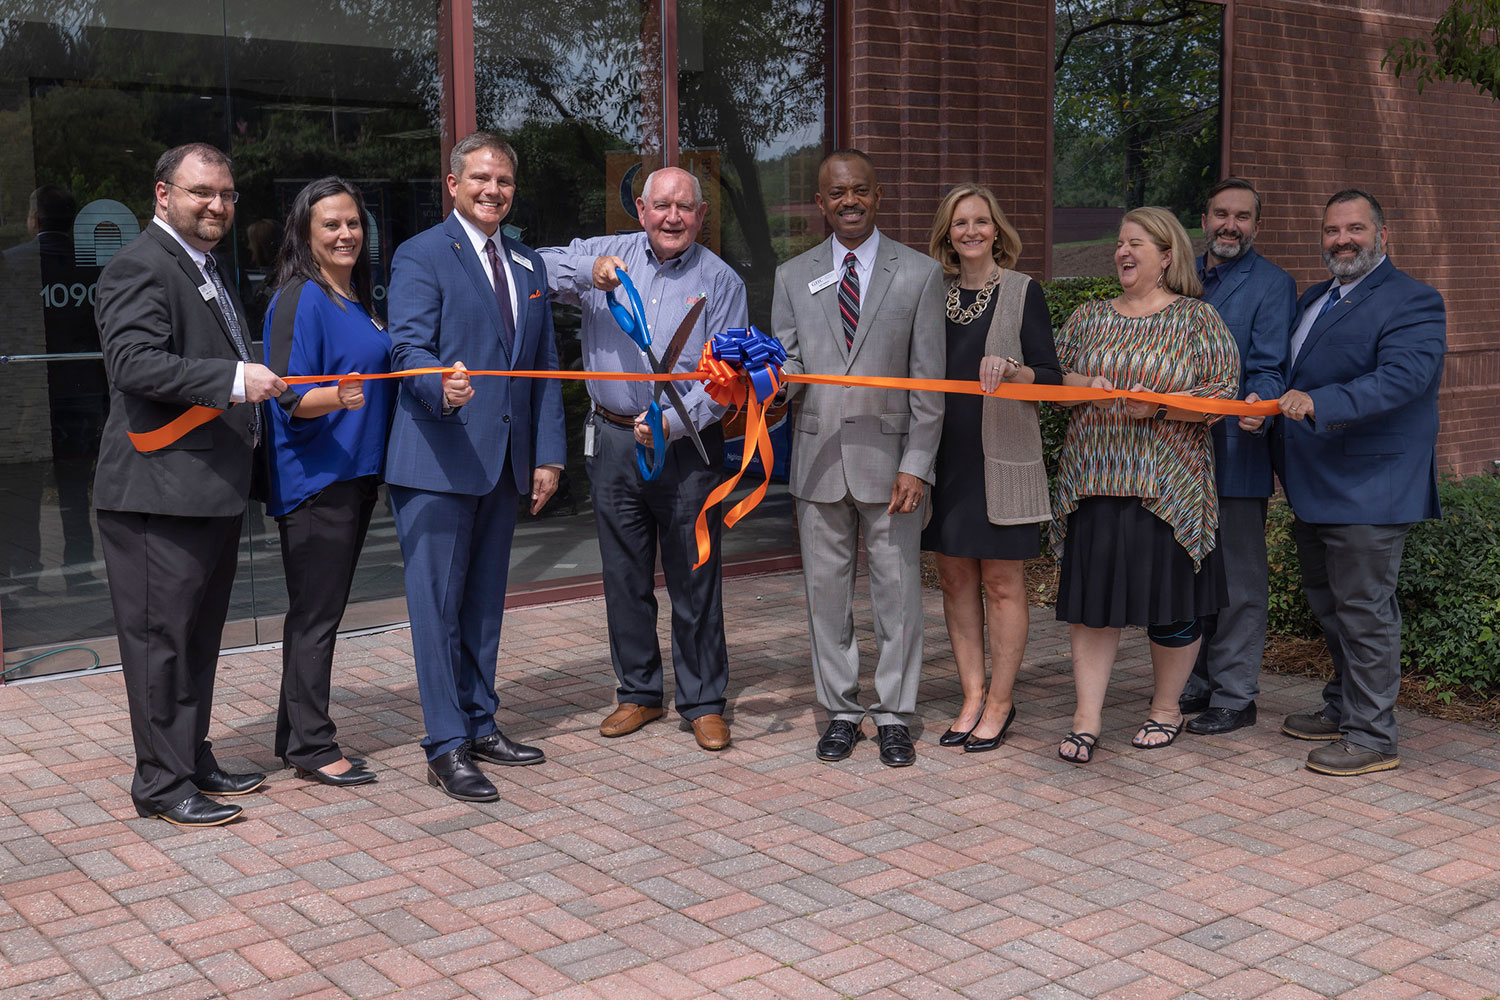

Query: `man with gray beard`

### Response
(1178, 178, 1295, 736)
(1253, 189, 1446, 776)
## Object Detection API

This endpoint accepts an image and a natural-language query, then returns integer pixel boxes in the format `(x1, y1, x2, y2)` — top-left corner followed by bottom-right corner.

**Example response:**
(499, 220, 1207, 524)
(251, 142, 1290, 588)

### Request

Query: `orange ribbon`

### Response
(128, 366, 1281, 570)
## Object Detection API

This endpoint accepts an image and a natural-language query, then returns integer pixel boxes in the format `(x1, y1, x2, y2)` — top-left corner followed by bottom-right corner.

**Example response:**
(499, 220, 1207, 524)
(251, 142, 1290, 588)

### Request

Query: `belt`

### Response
(593, 404, 638, 428)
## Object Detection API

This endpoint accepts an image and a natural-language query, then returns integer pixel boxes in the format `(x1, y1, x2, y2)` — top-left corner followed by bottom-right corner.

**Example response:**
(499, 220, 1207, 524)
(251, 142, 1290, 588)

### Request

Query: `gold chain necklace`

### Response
(946, 269, 1001, 324)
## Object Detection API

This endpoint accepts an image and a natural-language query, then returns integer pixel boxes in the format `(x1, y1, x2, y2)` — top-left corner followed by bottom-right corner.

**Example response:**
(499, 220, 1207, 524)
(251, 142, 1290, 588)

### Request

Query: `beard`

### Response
(1323, 232, 1384, 280)
(1205, 228, 1252, 263)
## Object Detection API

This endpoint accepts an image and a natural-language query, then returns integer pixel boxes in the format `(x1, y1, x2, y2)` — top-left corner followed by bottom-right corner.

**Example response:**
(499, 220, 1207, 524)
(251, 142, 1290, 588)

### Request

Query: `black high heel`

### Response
(938, 722, 978, 747)
(293, 760, 376, 787)
(963, 705, 1017, 753)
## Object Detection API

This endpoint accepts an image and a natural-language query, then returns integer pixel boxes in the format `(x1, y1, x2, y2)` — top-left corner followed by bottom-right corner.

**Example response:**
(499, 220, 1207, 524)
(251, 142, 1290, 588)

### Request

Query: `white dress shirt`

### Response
(452, 211, 519, 321)
(1290, 255, 1386, 362)
(832, 228, 882, 301)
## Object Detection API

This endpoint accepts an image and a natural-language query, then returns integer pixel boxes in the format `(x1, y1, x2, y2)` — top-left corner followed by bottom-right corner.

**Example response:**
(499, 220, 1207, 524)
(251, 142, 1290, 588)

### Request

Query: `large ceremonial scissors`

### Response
(607, 267, 710, 480)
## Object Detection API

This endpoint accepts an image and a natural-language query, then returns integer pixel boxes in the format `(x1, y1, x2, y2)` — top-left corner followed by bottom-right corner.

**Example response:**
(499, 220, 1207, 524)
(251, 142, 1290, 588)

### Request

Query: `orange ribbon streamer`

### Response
(128, 365, 1282, 570)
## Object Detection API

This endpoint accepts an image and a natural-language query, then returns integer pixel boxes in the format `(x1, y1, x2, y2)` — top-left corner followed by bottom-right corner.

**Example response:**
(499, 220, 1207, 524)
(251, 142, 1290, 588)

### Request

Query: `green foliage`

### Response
(1385, 0, 1500, 101)
(1054, 0, 1223, 211)
(1264, 497, 1319, 639)
(1266, 475, 1500, 696)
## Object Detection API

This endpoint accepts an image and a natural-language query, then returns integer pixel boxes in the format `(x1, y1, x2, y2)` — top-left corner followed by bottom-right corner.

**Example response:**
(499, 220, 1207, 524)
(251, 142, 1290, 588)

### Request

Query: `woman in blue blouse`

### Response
(263, 177, 393, 787)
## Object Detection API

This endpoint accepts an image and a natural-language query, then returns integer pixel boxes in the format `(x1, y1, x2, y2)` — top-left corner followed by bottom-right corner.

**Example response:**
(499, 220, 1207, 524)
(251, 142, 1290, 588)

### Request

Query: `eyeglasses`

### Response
(165, 182, 240, 204)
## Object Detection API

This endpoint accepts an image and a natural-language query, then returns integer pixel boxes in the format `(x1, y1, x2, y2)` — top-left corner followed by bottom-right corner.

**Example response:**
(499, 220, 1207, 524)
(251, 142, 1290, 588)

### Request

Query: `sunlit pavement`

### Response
(3, 569, 1499, 999)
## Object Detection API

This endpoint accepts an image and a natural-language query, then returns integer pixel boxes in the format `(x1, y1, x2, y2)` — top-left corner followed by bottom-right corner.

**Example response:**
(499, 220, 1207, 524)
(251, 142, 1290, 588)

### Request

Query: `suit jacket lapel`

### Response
(501, 236, 531, 367)
(813, 240, 844, 360)
(1293, 259, 1393, 372)
(1209, 253, 1255, 310)
(147, 225, 243, 357)
(444, 214, 508, 350)
(848, 242, 898, 368)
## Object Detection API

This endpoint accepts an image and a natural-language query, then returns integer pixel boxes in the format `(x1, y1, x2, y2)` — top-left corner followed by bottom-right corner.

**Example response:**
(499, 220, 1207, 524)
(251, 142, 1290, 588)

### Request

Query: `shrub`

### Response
(1266, 473, 1500, 698)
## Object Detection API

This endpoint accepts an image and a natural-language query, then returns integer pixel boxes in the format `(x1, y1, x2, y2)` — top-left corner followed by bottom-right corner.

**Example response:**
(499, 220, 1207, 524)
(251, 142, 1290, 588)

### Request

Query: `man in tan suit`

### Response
(771, 149, 945, 766)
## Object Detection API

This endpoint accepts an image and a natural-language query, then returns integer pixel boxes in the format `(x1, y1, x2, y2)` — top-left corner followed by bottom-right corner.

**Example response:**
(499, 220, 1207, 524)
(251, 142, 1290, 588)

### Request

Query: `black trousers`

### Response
(274, 476, 378, 769)
(586, 414, 729, 720)
(97, 508, 243, 812)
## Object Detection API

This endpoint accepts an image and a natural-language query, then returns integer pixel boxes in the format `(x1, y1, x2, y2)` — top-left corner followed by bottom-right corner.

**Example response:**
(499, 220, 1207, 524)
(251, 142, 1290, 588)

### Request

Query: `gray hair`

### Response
(1326, 188, 1385, 229)
(640, 168, 703, 206)
(449, 132, 518, 179)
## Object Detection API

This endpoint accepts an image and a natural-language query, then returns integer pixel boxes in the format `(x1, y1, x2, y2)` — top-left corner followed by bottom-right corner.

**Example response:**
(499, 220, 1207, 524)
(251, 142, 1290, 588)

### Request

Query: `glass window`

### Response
(1052, 0, 1223, 276)
(0, 1, 441, 678)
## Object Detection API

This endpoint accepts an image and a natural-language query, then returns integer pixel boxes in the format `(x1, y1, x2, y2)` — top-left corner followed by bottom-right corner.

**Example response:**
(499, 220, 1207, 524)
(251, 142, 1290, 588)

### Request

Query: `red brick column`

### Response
(1227, 0, 1500, 474)
(843, 0, 1054, 278)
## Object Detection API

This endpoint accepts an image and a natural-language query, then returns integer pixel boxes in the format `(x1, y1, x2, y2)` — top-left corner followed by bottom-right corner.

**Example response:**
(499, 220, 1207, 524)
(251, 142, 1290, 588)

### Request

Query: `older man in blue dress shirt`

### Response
(541, 167, 749, 751)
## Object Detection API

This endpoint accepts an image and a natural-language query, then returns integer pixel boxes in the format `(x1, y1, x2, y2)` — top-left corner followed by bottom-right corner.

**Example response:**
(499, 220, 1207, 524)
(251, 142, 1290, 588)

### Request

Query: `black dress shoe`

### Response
(426, 747, 499, 802)
(468, 731, 545, 767)
(877, 724, 916, 767)
(196, 769, 266, 796)
(964, 705, 1017, 754)
(1186, 703, 1257, 735)
(294, 762, 377, 787)
(1178, 693, 1211, 715)
(138, 792, 242, 827)
(816, 720, 863, 761)
(937, 722, 977, 747)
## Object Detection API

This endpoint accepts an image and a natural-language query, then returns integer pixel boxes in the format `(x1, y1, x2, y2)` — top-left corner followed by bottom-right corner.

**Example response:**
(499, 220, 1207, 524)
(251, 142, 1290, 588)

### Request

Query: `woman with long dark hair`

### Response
(262, 177, 392, 786)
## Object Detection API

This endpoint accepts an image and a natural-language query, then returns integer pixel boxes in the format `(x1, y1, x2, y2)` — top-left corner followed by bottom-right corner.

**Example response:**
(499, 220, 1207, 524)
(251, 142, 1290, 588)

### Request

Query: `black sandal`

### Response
(1131, 718, 1183, 749)
(1058, 731, 1099, 764)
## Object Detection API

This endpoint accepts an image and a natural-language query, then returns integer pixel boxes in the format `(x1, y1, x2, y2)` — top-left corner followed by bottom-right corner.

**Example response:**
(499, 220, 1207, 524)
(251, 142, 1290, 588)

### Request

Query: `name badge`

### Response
(509, 250, 534, 271)
(808, 270, 839, 295)
(198, 281, 216, 301)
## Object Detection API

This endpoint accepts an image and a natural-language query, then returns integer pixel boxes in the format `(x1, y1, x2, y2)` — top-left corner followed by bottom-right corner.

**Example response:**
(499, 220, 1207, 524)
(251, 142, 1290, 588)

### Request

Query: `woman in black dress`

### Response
(922, 184, 1062, 751)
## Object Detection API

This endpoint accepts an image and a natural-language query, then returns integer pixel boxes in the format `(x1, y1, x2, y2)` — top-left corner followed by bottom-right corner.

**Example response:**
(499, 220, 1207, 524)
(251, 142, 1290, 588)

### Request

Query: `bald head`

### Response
(636, 167, 707, 261)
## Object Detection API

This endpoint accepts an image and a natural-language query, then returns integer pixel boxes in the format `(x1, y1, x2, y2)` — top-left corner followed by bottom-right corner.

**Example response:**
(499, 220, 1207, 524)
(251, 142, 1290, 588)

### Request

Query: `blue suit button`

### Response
(502, 415, 511, 423)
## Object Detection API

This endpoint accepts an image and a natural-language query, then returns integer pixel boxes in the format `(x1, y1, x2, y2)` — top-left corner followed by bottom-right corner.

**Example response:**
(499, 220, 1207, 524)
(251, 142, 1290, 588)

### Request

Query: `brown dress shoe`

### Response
(690, 714, 731, 750)
(600, 703, 664, 737)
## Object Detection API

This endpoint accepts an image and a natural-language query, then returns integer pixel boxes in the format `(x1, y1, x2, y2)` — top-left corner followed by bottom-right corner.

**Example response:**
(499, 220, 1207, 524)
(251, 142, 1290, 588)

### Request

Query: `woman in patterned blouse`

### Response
(1050, 207, 1239, 764)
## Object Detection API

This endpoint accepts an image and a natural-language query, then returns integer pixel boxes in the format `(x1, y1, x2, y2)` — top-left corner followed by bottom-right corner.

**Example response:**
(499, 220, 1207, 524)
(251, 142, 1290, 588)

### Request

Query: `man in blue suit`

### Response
(1263, 189, 1445, 776)
(1179, 178, 1296, 736)
(386, 132, 567, 801)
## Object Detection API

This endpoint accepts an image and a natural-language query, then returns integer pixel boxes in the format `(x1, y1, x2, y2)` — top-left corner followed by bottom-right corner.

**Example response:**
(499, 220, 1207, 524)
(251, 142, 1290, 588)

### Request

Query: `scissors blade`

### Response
(648, 296, 710, 467)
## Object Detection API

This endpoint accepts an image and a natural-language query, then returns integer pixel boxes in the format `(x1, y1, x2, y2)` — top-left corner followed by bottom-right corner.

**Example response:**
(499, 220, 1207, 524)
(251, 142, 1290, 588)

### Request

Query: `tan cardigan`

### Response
(979, 270, 1051, 525)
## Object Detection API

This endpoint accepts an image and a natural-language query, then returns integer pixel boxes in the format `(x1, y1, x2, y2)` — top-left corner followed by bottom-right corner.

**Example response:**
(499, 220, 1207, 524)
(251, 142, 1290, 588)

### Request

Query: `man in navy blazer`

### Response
(386, 132, 566, 802)
(1180, 178, 1296, 736)
(1263, 189, 1445, 777)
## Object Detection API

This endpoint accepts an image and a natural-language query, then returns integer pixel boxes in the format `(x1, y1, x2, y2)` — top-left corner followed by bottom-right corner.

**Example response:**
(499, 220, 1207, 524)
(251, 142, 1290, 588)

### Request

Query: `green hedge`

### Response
(1267, 475, 1500, 699)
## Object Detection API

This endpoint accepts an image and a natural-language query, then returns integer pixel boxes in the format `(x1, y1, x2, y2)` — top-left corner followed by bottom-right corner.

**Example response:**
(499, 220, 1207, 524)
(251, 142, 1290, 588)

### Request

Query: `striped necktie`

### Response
(201, 254, 258, 443)
(838, 251, 859, 349)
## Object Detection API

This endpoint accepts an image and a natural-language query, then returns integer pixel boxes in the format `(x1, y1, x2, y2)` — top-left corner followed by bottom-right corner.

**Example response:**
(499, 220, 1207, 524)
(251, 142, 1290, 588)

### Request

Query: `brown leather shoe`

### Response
(599, 703, 663, 737)
(690, 714, 731, 751)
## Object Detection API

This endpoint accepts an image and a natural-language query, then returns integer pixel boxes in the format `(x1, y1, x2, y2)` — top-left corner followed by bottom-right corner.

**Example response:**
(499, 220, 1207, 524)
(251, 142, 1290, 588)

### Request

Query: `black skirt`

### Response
(1055, 496, 1227, 629)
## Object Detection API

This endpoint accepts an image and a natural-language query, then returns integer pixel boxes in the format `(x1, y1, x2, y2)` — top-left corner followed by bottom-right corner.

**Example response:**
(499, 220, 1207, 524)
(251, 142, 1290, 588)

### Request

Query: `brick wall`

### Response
(842, 0, 1053, 278)
(1228, 0, 1500, 475)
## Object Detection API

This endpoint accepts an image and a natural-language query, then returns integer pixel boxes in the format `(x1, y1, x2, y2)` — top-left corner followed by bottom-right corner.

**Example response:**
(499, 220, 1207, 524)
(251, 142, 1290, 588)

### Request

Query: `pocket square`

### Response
(529, 289, 542, 299)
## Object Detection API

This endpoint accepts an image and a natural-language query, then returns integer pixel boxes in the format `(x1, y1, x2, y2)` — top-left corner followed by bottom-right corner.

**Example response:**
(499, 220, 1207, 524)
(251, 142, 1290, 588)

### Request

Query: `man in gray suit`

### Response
(771, 149, 944, 766)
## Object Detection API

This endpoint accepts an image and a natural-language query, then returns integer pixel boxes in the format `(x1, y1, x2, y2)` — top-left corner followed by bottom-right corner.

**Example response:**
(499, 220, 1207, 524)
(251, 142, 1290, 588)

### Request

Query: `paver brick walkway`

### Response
(2, 569, 1499, 999)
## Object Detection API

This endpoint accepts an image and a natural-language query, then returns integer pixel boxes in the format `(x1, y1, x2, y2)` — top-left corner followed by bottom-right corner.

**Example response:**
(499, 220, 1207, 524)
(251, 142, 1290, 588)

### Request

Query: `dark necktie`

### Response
(838, 251, 859, 349)
(483, 238, 516, 358)
(201, 254, 258, 443)
(1316, 283, 1342, 320)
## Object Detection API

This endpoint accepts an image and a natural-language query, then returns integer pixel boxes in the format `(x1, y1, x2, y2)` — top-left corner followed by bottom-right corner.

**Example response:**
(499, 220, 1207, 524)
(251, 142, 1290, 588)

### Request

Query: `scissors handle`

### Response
(634, 400, 667, 480)
(608, 268, 652, 353)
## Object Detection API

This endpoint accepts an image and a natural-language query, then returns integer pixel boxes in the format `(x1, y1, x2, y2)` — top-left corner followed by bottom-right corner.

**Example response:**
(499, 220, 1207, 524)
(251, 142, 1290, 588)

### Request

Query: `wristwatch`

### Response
(1153, 405, 1169, 421)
